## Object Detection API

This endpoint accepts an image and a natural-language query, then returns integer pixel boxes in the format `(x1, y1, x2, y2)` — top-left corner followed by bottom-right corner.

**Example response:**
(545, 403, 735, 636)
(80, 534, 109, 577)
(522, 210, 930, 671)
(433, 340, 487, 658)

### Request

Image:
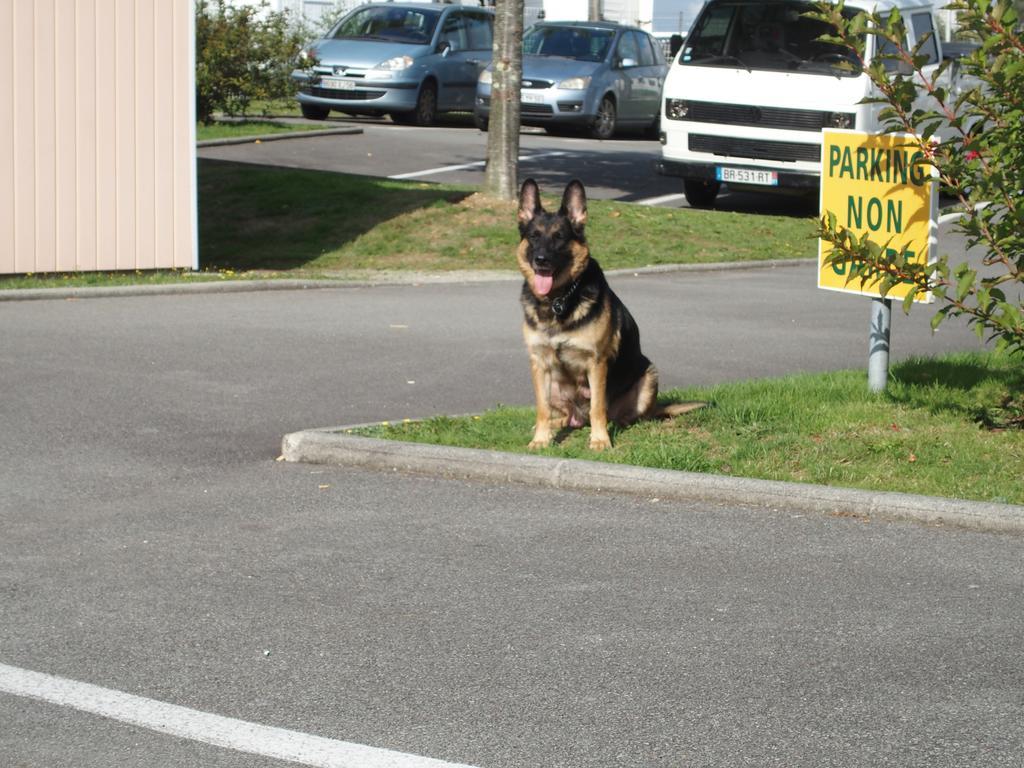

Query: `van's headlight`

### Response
(665, 98, 689, 120)
(828, 111, 855, 129)
(478, 69, 492, 85)
(558, 76, 590, 90)
(376, 55, 414, 71)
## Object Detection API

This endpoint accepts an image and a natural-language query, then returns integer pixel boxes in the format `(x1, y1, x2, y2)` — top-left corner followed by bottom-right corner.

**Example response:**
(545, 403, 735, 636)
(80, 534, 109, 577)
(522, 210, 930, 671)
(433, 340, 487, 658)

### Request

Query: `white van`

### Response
(657, 0, 970, 207)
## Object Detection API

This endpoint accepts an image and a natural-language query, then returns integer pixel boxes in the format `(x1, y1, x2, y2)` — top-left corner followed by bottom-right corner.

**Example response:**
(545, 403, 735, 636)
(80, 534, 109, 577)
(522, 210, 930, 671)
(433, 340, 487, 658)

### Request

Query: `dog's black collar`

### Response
(550, 280, 580, 317)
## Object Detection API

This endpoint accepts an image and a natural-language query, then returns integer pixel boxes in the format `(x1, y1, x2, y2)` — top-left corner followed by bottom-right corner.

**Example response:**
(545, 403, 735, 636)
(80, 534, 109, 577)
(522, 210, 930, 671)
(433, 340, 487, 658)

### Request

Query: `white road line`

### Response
(389, 160, 488, 180)
(634, 192, 687, 207)
(388, 151, 567, 180)
(0, 662, 479, 768)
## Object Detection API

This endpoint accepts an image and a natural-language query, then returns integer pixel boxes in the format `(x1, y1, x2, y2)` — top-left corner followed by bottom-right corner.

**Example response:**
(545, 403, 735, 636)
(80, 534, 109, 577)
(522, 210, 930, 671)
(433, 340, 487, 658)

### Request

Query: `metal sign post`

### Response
(868, 297, 892, 393)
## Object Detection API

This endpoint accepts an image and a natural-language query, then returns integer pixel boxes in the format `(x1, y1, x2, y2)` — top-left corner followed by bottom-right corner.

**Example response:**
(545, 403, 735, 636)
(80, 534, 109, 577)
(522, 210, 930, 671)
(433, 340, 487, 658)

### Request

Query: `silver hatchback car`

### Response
(292, 2, 493, 125)
(475, 21, 668, 139)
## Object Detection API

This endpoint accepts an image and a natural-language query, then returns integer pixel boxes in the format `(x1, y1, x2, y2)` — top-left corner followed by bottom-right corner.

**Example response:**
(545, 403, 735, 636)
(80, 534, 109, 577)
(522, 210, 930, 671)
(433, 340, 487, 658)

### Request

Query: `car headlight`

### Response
(827, 111, 856, 129)
(557, 76, 590, 90)
(478, 69, 492, 85)
(376, 55, 414, 71)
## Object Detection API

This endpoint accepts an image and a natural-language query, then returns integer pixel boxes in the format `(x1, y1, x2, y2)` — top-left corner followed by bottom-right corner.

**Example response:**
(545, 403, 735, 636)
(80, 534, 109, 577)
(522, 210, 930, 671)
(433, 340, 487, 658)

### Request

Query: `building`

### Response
(0, 0, 196, 275)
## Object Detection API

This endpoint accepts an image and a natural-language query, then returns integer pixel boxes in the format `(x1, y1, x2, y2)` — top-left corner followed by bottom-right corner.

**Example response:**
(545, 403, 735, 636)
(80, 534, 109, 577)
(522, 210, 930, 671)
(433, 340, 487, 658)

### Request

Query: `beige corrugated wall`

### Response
(0, 0, 197, 274)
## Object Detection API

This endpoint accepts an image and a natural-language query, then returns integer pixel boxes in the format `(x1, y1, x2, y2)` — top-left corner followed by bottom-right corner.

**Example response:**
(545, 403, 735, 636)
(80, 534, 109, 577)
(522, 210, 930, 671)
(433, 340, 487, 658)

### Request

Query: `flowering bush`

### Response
(813, 0, 1023, 355)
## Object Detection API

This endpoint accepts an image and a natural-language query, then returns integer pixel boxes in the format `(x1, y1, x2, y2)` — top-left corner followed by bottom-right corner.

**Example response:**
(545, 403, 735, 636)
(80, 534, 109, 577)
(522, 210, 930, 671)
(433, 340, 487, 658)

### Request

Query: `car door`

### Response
(906, 10, 955, 141)
(613, 31, 643, 122)
(877, 10, 952, 140)
(434, 10, 491, 110)
(462, 10, 494, 97)
(634, 32, 666, 124)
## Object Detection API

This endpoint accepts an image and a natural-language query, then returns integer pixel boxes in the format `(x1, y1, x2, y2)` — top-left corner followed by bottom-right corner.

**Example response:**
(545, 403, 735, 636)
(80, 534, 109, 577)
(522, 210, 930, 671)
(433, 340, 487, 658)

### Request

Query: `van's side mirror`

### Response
(437, 40, 451, 57)
(669, 34, 684, 58)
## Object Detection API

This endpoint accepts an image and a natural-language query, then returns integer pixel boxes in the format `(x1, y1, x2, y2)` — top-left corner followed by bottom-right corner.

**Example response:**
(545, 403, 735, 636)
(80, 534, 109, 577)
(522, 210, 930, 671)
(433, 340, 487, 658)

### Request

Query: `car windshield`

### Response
(679, 1, 862, 77)
(330, 6, 440, 44)
(523, 26, 615, 62)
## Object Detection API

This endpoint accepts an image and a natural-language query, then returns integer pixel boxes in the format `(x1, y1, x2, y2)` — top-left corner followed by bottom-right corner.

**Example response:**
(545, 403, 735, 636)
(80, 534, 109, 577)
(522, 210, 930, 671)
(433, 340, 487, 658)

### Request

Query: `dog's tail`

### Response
(652, 401, 708, 419)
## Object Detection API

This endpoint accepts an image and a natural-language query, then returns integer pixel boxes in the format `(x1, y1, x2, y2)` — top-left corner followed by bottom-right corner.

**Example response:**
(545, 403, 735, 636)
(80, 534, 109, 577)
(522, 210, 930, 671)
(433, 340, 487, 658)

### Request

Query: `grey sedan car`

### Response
(292, 3, 493, 125)
(475, 21, 668, 139)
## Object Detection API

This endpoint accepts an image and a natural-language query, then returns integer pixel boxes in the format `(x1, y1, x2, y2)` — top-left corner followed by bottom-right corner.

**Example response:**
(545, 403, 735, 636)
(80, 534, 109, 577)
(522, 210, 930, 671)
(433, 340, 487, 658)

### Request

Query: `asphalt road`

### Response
(2, 268, 1022, 767)
(196, 118, 821, 215)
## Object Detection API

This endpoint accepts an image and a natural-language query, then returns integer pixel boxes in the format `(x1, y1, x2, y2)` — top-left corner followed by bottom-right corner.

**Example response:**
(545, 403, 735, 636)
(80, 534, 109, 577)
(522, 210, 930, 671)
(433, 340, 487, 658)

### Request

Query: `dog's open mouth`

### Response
(533, 266, 555, 296)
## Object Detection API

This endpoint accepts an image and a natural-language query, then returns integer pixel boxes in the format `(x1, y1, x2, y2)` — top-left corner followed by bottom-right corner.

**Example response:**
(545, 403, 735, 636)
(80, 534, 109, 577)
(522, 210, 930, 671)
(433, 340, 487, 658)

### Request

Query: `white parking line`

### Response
(634, 192, 687, 207)
(388, 151, 568, 180)
(0, 662, 479, 768)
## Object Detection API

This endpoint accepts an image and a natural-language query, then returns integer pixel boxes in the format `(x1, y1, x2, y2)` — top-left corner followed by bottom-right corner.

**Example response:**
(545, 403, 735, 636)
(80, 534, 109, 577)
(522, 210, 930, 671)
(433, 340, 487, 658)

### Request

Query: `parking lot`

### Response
(3, 255, 1022, 767)
(7, 0, 1023, 762)
(197, 116, 822, 217)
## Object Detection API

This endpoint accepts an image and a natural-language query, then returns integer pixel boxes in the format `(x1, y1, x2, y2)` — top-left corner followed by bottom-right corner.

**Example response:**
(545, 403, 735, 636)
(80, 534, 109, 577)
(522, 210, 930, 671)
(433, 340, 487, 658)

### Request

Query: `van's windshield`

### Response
(679, 1, 862, 77)
(330, 6, 441, 44)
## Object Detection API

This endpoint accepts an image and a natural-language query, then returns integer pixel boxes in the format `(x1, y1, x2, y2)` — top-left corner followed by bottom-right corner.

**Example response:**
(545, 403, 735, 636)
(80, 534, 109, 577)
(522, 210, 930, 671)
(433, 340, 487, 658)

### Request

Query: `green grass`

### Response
(229, 99, 304, 118)
(196, 119, 333, 142)
(355, 350, 1024, 505)
(0, 269, 252, 290)
(195, 159, 817, 274)
(0, 160, 817, 290)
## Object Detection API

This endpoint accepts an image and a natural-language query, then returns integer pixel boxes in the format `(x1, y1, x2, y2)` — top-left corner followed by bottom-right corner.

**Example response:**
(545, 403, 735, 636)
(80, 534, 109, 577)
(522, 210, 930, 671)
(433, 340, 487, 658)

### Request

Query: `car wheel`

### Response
(300, 104, 330, 121)
(398, 80, 437, 126)
(589, 96, 616, 140)
(683, 178, 721, 208)
(473, 112, 488, 131)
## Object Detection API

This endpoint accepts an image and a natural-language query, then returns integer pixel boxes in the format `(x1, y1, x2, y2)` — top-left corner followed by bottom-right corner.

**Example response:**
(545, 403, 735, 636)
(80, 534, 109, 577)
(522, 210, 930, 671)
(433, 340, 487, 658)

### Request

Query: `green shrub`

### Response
(813, 1, 1024, 355)
(195, 0, 305, 123)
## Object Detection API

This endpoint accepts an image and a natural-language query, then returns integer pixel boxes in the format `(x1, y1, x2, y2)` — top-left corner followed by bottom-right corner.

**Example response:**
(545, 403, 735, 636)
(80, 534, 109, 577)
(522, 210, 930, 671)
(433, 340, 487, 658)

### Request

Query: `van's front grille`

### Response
(688, 133, 820, 163)
(674, 100, 850, 132)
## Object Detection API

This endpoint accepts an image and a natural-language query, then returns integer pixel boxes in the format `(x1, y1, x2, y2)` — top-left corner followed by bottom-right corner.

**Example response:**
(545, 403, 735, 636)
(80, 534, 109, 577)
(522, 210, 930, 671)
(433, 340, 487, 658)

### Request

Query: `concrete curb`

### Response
(281, 428, 1024, 535)
(197, 126, 362, 147)
(0, 279, 349, 302)
(0, 259, 814, 302)
(606, 258, 815, 277)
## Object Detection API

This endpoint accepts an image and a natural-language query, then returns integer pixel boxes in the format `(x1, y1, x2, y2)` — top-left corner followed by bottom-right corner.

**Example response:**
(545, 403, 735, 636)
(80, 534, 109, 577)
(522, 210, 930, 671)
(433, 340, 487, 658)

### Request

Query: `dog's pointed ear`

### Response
(559, 179, 587, 233)
(518, 179, 543, 229)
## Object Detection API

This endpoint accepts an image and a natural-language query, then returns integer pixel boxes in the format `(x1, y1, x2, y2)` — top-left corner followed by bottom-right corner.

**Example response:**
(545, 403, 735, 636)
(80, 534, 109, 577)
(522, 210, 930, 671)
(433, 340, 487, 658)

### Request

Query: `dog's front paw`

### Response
(529, 428, 553, 450)
(588, 434, 612, 451)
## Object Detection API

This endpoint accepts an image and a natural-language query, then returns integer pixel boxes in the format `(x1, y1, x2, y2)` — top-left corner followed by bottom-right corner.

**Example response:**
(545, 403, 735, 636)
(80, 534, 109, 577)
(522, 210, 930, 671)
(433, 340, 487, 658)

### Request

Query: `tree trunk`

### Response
(483, 0, 523, 201)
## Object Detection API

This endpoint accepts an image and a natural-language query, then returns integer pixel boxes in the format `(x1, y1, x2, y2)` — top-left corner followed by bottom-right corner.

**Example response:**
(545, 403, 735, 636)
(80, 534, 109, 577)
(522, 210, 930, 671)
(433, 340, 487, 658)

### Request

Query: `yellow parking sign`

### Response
(818, 129, 937, 303)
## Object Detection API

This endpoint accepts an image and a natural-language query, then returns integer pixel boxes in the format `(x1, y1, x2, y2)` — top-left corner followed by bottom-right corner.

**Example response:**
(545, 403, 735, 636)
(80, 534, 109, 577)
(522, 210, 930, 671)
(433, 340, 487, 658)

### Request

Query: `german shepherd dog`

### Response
(517, 178, 703, 450)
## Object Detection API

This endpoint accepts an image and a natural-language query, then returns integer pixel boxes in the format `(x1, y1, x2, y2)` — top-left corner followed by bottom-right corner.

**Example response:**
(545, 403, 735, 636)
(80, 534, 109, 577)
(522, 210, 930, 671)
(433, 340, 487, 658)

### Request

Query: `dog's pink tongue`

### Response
(534, 274, 554, 296)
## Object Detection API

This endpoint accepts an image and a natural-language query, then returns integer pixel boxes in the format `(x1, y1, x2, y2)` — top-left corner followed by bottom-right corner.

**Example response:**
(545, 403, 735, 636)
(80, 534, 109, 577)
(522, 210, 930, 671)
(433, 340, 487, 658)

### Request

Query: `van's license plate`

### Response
(320, 77, 356, 91)
(716, 167, 779, 186)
